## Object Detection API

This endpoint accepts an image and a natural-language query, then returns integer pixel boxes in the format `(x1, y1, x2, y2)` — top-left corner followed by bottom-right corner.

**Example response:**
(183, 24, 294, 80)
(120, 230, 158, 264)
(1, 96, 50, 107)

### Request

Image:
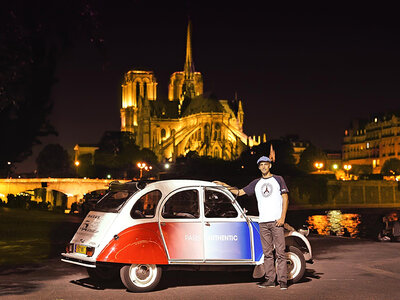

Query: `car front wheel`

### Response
(286, 246, 306, 283)
(120, 264, 162, 292)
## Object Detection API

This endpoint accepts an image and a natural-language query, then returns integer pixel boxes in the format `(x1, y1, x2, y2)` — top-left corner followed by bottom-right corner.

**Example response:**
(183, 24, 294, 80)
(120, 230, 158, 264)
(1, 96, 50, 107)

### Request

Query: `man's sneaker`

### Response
(279, 282, 288, 290)
(258, 281, 275, 288)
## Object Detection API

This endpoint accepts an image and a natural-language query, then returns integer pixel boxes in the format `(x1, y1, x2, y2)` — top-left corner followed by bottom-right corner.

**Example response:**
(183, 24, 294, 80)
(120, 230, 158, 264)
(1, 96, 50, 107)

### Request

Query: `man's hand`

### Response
(213, 181, 228, 187)
(275, 217, 285, 227)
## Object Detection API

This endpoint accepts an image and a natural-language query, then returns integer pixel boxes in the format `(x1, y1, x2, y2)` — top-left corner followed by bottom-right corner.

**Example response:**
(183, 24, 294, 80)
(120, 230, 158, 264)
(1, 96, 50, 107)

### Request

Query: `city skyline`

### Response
(15, 1, 400, 172)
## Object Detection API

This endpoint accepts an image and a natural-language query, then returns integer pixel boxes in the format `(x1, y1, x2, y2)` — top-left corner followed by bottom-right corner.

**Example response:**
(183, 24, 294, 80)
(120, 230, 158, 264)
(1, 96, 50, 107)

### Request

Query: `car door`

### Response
(203, 187, 253, 261)
(159, 187, 204, 261)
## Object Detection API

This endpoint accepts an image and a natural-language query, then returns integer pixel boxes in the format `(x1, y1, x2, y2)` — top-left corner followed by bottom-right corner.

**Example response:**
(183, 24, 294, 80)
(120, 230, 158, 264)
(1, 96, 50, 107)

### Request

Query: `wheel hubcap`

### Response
(136, 265, 150, 280)
(129, 264, 156, 287)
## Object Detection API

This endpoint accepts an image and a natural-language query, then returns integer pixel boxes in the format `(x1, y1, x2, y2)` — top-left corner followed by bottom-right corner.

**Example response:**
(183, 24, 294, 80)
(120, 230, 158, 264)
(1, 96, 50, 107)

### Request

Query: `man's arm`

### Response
(275, 193, 289, 226)
(213, 181, 246, 196)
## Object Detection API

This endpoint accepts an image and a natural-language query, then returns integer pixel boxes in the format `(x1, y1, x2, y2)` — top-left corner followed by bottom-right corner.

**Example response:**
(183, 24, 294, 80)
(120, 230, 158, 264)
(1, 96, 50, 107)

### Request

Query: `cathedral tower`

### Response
(168, 20, 203, 102)
(120, 70, 157, 136)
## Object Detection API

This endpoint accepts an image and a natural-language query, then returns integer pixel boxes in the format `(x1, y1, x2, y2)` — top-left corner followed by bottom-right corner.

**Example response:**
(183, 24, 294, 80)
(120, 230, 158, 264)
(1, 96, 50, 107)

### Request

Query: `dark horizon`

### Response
(14, 1, 400, 173)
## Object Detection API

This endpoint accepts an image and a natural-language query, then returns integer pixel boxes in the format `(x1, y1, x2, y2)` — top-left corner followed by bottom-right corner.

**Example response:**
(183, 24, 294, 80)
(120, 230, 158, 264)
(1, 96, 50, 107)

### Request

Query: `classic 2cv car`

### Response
(62, 180, 312, 292)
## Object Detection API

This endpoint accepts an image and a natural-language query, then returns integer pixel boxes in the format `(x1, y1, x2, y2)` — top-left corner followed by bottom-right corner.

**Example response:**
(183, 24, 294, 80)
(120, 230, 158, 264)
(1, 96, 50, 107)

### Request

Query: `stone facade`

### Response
(343, 114, 400, 173)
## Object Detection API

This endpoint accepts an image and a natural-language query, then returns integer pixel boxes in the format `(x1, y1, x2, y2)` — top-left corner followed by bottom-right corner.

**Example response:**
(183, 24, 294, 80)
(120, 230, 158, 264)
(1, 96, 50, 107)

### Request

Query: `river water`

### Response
(286, 208, 400, 240)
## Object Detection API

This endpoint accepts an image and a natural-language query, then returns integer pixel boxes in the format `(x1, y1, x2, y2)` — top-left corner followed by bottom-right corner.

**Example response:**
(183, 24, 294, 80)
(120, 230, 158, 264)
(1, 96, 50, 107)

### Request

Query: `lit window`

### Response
(366, 142, 369, 149)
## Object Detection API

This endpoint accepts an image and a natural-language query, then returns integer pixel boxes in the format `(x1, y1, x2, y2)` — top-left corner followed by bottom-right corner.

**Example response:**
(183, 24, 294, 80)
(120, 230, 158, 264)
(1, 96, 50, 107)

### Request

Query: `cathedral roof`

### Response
(181, 95, 224, 116)
(149, 99, 180, 118)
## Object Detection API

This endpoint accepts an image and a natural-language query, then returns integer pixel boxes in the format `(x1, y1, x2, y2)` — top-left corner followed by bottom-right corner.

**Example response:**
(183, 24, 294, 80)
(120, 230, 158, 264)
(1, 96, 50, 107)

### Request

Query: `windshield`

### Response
(93, 190, 134, 213)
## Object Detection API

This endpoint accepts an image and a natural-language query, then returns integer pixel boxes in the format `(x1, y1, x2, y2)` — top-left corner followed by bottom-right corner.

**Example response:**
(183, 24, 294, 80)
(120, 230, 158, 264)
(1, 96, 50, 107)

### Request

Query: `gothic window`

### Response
(143, 82, 147, 100)
(213, 123, 221, 141)
(136, 81, 140, 102)
(197, 128, 202, 141)
(214, 148, 220, 158)
(161, 128, 166, 139)
(204, 124, 210, 144)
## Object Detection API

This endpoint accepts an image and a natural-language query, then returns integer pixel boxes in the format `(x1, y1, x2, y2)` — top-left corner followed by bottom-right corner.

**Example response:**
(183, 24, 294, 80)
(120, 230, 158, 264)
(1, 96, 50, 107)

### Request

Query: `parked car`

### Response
(62, 179, 312, 292)
(80, 189, 108, 217)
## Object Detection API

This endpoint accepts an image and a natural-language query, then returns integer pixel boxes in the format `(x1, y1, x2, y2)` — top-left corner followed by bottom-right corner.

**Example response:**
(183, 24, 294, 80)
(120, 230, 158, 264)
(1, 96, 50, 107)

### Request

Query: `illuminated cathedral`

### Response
(120, 21, 260, 162)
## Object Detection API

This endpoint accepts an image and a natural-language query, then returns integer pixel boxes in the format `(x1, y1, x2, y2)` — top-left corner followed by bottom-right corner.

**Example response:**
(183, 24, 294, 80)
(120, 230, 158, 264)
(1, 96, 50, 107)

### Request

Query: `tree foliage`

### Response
(94, 131, 158, 178)
(0, 0, 105, 176)
(36, 144, 72, 177)
(298, 144, 327, 173)
(381, 158, 400, 175)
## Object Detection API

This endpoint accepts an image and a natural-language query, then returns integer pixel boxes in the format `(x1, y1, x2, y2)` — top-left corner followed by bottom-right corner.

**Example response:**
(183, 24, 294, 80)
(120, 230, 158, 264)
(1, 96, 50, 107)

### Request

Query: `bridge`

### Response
(290, 179, 400, 210)
(0, 178, 129, 209)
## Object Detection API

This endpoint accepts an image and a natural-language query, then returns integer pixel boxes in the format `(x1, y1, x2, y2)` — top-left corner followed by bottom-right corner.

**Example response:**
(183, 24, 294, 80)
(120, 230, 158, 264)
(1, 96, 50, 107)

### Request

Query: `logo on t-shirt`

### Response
(261, 182, 273, 198)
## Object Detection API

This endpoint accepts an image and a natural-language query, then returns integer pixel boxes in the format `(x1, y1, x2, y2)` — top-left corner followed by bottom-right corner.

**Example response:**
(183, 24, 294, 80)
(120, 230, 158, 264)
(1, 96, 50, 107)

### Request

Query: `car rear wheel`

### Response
(120, 264, 162, 292)
(286, 246, 306, 283)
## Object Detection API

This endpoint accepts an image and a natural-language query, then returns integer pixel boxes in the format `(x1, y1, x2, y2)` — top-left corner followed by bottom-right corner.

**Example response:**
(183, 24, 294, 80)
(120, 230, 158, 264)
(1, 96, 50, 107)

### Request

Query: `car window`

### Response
(204, 189, 238, 218)
(94, 190, 133, 213)
(162, 189, 199, 219)
(131, 190, 162, 219)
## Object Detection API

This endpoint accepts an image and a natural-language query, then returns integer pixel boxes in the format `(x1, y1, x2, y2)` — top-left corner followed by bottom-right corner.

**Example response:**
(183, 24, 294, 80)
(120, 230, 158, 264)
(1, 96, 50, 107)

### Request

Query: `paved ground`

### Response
(1, 235, 400, 300)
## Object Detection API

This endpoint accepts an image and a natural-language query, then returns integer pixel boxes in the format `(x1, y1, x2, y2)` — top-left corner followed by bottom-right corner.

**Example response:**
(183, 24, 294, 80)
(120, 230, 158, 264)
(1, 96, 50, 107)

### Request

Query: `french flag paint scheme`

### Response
(161, 222, 204, 260)
(250, 222, 264, 262)
(96, 222, 168, 264)
(204, 222, 252, 260)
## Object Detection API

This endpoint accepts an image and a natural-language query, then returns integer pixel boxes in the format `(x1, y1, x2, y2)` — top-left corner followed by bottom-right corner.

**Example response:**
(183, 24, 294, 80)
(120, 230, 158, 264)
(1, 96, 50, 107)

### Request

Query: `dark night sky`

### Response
(16, 1, 400, 172)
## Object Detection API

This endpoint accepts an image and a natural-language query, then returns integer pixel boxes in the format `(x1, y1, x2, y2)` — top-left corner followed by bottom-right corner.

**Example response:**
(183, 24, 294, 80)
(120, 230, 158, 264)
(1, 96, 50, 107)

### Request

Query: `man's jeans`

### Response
(259, 221, 287, 284)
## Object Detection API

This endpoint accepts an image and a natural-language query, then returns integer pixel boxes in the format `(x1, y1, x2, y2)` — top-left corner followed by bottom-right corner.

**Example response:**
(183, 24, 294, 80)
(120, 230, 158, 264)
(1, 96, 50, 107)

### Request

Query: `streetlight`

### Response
(7, 161, 12, 178)
(137, 162, 148, 179)
(343, 164, 352, 179)
(314, 162, 324, 172)
(74, 160, 80, 177)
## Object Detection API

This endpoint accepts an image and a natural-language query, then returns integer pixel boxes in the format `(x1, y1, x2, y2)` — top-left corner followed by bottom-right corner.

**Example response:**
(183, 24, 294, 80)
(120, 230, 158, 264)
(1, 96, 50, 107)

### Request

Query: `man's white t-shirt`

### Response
(243, 175, 289, 223)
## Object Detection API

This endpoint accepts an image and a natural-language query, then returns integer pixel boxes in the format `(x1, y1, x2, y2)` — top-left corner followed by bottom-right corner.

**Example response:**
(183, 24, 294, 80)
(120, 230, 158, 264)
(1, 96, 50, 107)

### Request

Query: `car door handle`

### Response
(205, 222, 210, 226)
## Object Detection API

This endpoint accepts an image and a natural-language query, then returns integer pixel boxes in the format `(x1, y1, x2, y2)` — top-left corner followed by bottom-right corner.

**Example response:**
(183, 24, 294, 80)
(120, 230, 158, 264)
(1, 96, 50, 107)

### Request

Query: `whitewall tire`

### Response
(120, 264, 162, 292)
(286, 246, 306, 283)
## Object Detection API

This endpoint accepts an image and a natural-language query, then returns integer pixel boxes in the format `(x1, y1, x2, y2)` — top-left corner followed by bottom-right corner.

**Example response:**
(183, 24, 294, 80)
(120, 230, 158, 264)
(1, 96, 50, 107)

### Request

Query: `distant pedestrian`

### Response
(214, 155, 289, 290)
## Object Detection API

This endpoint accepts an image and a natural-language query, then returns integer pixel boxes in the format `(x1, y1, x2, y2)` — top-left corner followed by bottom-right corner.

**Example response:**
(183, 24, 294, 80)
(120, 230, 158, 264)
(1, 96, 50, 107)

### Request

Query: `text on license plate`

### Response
(75, 244, 87, 254)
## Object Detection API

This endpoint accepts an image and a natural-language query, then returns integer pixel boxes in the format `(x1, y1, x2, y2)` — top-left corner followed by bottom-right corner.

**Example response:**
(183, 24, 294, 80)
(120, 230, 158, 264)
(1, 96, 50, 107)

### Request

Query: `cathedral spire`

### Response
(184, 19, 195, 79)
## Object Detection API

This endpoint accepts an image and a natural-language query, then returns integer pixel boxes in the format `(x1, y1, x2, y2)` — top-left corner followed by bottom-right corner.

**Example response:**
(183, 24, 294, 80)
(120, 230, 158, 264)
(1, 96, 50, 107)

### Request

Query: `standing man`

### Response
(214, 156, 289, 290)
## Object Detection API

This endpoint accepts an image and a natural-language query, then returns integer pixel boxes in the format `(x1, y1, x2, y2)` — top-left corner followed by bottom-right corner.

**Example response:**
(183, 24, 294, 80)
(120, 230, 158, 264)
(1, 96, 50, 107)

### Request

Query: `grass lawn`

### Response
(0, 207, 82, 266)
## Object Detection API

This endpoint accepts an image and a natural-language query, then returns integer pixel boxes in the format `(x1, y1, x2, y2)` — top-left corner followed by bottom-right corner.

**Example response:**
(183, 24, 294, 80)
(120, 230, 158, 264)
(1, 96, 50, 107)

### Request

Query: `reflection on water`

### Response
(307, 210, 361, 238)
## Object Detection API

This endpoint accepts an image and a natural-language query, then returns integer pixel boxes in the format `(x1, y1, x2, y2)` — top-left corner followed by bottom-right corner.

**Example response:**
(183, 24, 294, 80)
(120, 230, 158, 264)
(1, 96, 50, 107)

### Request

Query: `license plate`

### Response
(75, 244, 87, 254)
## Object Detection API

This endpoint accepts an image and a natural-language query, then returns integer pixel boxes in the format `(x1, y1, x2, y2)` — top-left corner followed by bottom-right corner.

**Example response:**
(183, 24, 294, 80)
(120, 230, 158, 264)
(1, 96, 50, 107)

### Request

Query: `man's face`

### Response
(258, 161, 271, 175)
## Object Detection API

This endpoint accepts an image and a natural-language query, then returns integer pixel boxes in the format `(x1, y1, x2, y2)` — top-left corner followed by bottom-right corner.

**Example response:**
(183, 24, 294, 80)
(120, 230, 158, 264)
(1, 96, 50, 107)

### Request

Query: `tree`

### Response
(0, 1, 106, 176)
(77, 153, 96, 178)
(381, 158, 400, 176)
(36, 144, 72, 177)
(238, 139, 298, 177)
(298, 144, 327, 173)
(94, 131, 158, 178)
